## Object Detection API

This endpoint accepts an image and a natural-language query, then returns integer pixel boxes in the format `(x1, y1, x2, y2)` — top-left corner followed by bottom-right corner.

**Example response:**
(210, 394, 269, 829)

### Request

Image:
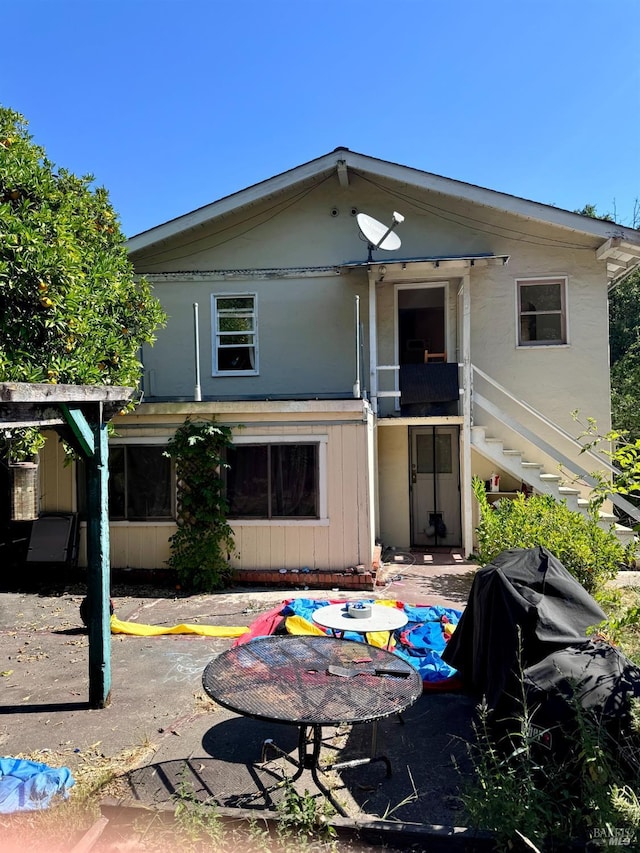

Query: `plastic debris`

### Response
(0, 757, 74, 813)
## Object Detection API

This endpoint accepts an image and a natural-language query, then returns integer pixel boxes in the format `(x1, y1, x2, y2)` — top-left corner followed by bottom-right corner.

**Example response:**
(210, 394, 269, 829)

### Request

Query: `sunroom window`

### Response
(226, 443, 319, 519)
(77, 445, 173, 521)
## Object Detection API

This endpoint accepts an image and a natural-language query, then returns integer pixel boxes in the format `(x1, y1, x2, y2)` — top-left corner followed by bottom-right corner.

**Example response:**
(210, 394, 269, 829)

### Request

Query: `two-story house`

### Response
(38, 148, 640, 579)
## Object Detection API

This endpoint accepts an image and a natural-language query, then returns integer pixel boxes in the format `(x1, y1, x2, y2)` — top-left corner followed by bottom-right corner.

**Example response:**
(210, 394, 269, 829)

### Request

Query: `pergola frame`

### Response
(1, 382, 135, 708)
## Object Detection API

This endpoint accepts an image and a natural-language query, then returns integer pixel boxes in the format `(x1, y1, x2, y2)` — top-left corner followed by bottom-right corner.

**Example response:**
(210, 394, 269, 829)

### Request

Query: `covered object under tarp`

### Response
(523, 640, 640, 729)
(441, 546, 608, 711)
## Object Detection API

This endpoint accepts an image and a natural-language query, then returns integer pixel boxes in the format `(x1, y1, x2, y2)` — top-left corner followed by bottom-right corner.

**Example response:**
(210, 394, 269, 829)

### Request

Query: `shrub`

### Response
(472, 476, 633, 595)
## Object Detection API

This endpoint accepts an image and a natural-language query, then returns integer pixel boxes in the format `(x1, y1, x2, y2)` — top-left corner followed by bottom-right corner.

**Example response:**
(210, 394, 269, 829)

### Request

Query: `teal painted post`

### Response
(85, 419, 112, 708)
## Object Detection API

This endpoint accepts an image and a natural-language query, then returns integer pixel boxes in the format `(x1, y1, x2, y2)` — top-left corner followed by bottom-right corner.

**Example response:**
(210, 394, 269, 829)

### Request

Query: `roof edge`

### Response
(126, 148, 640, 254)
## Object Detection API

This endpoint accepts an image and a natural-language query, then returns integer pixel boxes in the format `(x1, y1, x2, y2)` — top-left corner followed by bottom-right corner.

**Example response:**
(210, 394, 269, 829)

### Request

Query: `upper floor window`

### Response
(212, 294, 258, 375)
(517, 277, 567, 346)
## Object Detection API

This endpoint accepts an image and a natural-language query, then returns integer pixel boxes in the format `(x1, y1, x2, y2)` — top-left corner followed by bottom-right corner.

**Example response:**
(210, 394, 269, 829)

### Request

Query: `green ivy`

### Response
(165, 419, 237, 592)
(472, 477, 633, 595)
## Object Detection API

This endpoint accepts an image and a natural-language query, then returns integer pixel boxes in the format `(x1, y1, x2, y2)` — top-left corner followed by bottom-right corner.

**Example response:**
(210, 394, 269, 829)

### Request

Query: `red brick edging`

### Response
(232, 568, 375, 591)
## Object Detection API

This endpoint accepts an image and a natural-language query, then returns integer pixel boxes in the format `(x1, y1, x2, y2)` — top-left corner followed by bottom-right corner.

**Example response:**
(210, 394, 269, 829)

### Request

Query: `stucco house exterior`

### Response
(38, 148, 640, 579)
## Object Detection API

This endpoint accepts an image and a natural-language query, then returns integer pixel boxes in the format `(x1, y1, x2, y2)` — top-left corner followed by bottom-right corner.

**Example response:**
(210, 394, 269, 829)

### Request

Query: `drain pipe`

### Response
(353, 295, 361, 398)
(193, 302, 202, 402)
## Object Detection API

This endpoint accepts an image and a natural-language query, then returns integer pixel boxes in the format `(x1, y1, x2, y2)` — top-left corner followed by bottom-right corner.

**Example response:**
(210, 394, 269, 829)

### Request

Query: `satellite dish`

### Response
(356, 211, 405, 261)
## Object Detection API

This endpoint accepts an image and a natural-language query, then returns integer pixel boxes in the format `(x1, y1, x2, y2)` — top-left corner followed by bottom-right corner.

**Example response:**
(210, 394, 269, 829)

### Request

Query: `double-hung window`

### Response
(226, 441, 321, 519)
(212, 294, 257, 374)
(517, 277, 567, 346)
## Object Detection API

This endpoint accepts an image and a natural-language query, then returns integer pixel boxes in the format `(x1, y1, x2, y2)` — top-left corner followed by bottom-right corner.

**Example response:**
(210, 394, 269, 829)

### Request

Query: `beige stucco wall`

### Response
(132, 170, 612, 459)
(377, 425, 410, 548)
(468, 238, 611, 439)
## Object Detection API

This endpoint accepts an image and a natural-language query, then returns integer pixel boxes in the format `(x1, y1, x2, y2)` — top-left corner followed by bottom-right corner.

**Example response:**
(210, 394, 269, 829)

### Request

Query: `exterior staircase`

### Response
(471, 425, 636, 549)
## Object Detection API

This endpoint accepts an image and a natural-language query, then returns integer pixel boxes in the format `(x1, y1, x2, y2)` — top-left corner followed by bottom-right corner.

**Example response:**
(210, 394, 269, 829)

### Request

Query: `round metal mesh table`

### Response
(202, 635, 423, 814)
(202, 635, 422, 726)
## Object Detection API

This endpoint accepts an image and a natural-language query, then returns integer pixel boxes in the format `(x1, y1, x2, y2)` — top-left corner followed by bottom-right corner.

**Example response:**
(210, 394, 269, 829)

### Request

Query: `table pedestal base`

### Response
(260, 723, 391, 816)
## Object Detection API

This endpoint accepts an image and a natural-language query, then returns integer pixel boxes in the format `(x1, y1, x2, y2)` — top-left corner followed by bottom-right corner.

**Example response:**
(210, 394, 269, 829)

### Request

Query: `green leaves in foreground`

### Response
(0, 105, 166, 390)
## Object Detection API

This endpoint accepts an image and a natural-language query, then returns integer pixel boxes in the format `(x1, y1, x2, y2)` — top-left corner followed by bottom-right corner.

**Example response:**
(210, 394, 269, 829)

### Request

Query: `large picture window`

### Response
(226, 443, 319, 519)
(77, 444, 173, 521)
(212, 294, 257, 374)
(517, 277, 567, 346)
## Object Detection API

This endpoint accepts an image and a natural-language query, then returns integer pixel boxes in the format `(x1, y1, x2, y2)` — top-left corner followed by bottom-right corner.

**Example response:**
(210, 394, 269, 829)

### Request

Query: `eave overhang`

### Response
(126, 148, 640, 259)
(597, 237, 640, 289)
(341, 253, 510, 281)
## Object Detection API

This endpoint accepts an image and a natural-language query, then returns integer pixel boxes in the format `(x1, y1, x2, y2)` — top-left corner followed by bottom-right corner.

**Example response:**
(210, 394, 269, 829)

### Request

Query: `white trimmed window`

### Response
(517, 277, 567, 346)
(77, 441, 174, 521)
(226, 436, 327, 521)
(212, 293, 258, 375)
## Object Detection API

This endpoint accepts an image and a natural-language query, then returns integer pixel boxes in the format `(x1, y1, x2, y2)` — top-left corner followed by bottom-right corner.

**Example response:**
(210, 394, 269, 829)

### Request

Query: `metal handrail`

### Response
(471, 364, 640, 523)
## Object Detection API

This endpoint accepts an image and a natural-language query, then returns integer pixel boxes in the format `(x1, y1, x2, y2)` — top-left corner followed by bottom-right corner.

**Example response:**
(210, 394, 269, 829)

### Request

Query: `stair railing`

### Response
(471, 364, 640, 524)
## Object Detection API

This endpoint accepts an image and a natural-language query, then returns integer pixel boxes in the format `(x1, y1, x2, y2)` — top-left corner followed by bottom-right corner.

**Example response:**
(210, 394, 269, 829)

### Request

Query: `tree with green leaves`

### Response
(576, 203, 640, 440)
(0, 106, 166, 456)
(609, 268, 640, 440)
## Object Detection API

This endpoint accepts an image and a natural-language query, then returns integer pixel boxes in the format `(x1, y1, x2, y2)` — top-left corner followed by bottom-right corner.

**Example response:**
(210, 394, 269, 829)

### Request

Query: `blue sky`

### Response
(5, 0, 639, 238)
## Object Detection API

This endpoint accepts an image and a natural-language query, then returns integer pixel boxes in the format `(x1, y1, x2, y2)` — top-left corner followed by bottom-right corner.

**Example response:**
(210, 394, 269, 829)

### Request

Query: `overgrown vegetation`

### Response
(165, 419, 237, 592)
(609, 267, 640, 442)
(592, 586, 640, 665)
(472, 476, 633, 595)
(275, 778, 336, 845)
(462, 634, 640, 852)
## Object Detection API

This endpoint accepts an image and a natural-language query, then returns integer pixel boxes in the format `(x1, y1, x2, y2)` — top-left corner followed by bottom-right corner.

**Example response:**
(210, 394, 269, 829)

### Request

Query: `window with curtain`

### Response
(212, 294, 258, 374)
(77, 445, 173, 520)
(226, 443, 318, 518)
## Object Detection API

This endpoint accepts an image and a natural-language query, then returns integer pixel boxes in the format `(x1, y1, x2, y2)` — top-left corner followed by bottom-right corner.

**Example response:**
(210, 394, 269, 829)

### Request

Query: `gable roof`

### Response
(127, 148, 640, 285)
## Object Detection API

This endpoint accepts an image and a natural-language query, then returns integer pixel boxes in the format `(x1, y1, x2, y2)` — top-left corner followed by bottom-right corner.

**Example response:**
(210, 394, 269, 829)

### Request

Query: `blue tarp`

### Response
(280, 599, 462, 686)
(0, 757, 75, 814)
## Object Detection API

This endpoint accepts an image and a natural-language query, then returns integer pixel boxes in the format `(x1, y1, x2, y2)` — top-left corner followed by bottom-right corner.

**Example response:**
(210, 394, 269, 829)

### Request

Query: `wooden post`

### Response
(85, 415, 111, 708)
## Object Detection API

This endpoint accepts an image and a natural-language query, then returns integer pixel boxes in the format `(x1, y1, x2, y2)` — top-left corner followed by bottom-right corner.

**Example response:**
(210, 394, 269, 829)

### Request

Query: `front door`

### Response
(410, 426, 461, 547)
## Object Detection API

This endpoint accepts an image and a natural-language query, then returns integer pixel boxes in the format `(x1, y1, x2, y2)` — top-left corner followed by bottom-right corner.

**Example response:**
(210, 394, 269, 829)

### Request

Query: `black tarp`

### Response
(441, 546, 607, 711)
(523, 640, 640, 725)
(399, 363, 459, 404)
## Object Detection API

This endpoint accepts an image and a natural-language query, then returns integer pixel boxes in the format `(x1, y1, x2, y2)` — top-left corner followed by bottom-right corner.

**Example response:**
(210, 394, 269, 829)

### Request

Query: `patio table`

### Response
(201, 635, 422, 814)
(311, 602, 408, 648)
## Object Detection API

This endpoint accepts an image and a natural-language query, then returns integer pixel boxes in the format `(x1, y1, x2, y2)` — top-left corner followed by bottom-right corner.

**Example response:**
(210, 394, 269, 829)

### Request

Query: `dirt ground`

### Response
(0, 556, 486, 850)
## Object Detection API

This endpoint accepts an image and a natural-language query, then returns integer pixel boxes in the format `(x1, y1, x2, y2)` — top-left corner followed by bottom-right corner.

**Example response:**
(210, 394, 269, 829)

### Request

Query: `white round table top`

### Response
(312, 602, 408, 634)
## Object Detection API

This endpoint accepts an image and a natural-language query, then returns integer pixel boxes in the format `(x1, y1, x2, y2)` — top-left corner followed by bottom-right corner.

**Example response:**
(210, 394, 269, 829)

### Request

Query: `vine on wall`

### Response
(165, 419, 237, 591)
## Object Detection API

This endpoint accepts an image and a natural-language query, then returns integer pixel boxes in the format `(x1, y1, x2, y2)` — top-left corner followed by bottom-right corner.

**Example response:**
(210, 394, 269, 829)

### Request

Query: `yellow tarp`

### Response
(284, 615, 326, 636)
(110, 614, 249, 638)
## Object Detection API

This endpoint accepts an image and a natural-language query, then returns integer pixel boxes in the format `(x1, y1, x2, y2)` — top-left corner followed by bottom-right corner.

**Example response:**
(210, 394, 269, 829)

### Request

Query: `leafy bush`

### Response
(165, 419, 237, 591)
(472, 476, 633, 595)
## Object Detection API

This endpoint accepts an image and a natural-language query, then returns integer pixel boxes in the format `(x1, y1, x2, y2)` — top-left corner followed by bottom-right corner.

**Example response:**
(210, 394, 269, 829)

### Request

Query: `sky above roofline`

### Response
(4, 0, 639, 238)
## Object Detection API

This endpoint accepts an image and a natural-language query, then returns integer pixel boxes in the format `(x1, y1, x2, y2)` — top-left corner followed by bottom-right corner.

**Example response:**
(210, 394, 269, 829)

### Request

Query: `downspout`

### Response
(193, 302, 202, 402)
(367, 267, 378, 413)
(461, 273, 473, 556)
(353, 295, 361, 398)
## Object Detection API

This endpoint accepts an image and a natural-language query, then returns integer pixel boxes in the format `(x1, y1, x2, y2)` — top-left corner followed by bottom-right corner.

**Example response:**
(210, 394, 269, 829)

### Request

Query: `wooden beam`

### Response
(59, 405, 95, 457)
(0, 404, 67, 428)
(336, 159, 349, 188)
(0, 382, 135, 405)
(85, 418, 112, 709)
